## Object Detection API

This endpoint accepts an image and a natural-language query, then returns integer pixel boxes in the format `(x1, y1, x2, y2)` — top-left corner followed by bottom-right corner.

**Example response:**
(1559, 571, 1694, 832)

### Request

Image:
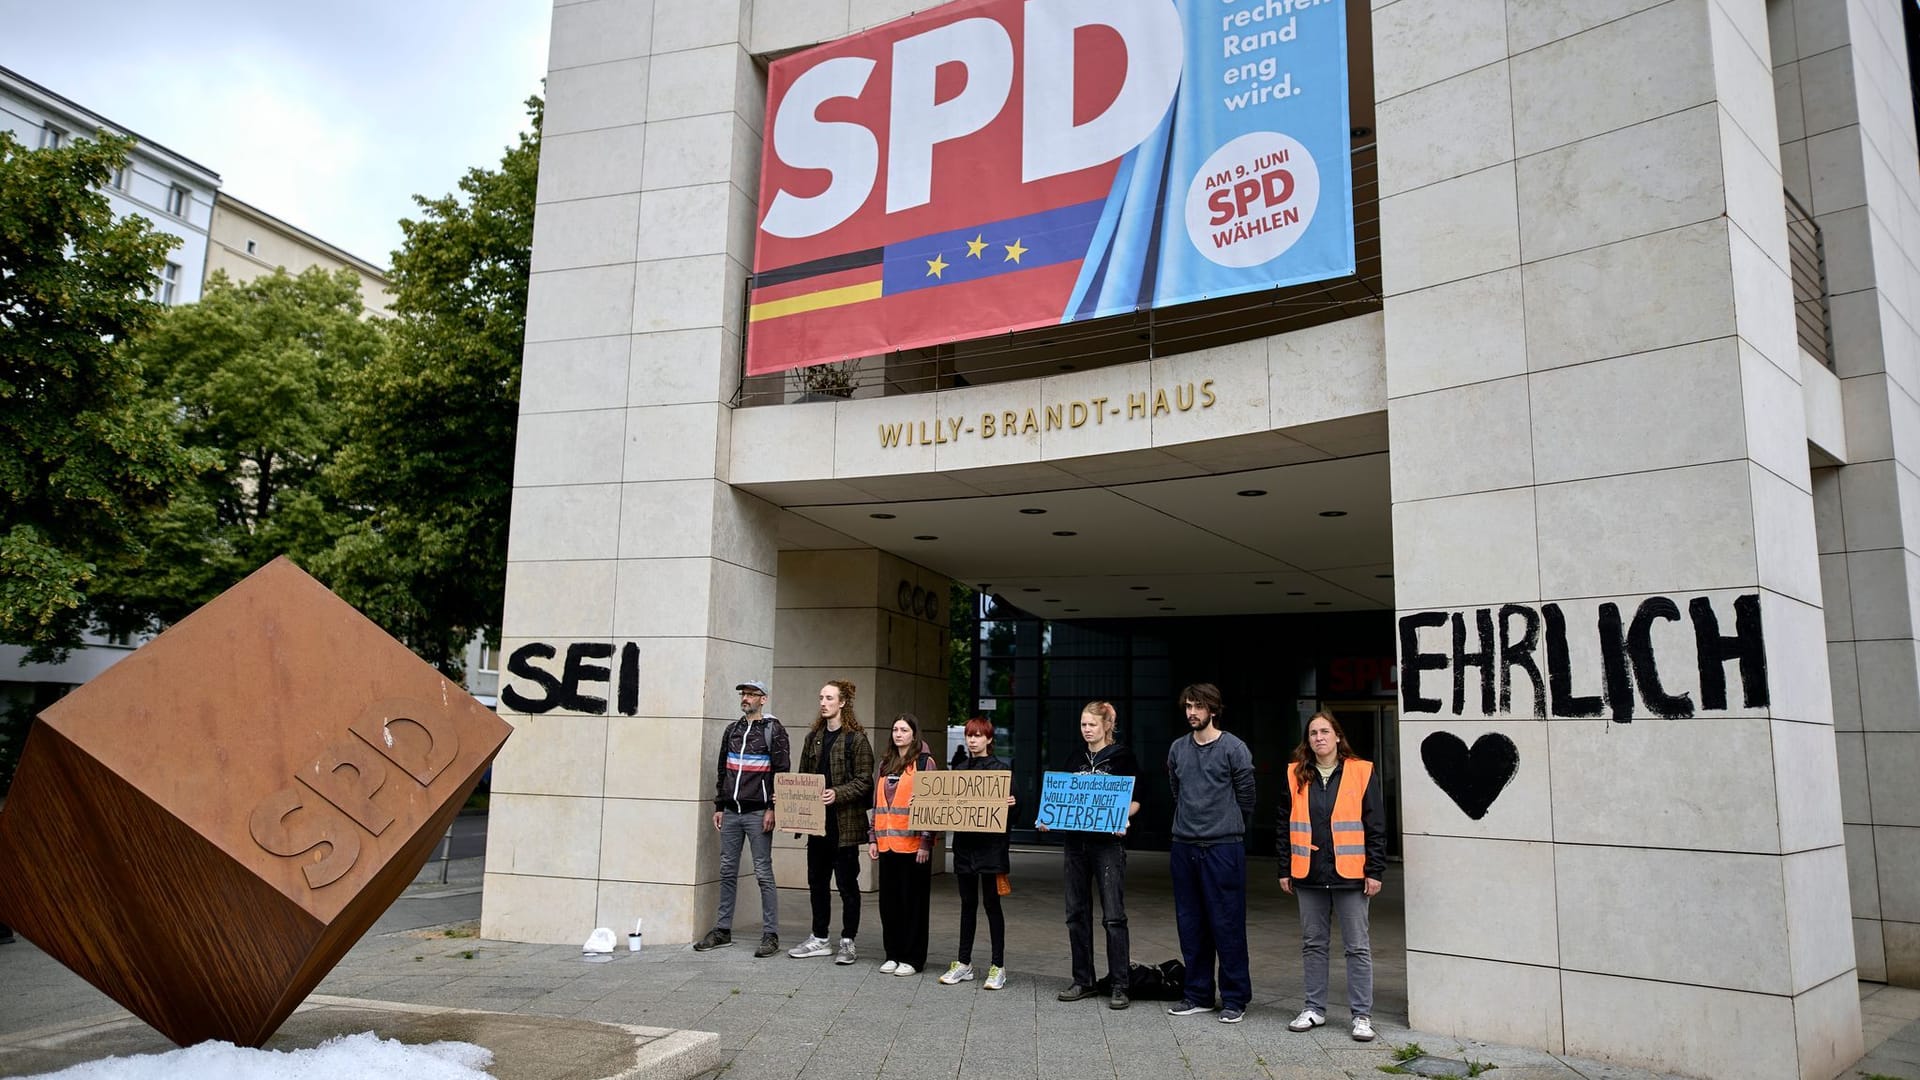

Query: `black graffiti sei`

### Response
(1399, 593, 1769, 722)
(1419, 732, 1519, 821)
(501, 641, 642, 716)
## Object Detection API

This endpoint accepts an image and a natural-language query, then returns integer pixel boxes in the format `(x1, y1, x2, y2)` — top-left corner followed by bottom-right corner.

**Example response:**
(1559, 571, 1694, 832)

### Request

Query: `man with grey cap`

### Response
(695, 680, 791, 956)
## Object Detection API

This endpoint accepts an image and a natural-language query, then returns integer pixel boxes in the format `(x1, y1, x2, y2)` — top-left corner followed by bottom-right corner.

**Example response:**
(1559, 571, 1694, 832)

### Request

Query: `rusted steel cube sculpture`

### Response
(0, 558, 511, 1047)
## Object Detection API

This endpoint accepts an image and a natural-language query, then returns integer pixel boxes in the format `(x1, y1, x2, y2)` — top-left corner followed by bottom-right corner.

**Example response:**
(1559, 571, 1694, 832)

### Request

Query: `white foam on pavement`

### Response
(24, 1031, 495, 1080)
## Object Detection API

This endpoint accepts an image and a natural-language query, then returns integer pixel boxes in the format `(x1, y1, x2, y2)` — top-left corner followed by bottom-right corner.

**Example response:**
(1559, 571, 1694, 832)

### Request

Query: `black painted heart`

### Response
(1420, 732, 1519, 821)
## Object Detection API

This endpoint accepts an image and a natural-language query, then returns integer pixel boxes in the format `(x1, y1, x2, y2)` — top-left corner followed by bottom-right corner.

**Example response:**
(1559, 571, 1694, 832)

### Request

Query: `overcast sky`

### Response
(5, 0, 551, 269)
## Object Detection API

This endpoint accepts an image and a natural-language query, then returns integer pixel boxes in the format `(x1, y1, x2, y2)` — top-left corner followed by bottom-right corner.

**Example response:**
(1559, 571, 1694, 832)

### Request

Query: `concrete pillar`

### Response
(1378, 0, 1861, 1075)
(767, 550, 954, 890)
(483, 0, 782, 946)
(1775, 0, 1920, 989)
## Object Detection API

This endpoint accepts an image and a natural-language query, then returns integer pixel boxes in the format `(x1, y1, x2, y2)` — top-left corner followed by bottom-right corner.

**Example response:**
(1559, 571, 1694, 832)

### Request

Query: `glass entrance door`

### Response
(1324, 701, 1402, 859)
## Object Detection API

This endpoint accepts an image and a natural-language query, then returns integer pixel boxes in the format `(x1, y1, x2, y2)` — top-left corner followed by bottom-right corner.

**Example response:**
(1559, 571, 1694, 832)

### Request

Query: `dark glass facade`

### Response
(970, 597, 1401, 858)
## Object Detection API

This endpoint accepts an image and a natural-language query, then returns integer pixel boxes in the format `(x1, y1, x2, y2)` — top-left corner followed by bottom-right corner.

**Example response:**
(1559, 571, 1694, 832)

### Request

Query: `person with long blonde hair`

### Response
(788, 680, 873, 964)
(1280, 710, 1385, 1042)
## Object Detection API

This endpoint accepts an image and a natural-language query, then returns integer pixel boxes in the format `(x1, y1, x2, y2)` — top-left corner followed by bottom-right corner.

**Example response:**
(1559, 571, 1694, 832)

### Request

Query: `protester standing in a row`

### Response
(788, 681, 872, 964)
(1164, 683, 1256, 1024)
(870, 713, 936, 976)
(939, 717, 1014, 990)
(1281, 710, 1386, 1042)
(1049, 700, 1139, 1009)
(694, 680, 789, 957)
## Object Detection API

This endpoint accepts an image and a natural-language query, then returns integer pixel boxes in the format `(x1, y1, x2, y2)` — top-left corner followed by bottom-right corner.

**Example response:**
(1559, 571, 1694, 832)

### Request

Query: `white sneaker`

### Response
(984, 965, 1007, 990)
(939, 962, 974, 984)
(893, 963, 917, 977)
(1288, 1009, 1326, 1032)
(1352, 1016, 1375, 1042)
(880, 960, 899, 974)
(834, 938, 857, 965)
(788, 935, 831, 959)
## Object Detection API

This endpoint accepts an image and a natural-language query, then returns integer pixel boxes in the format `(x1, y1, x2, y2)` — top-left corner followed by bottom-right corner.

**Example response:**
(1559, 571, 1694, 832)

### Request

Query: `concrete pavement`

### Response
(3, 848, 1918, 1079)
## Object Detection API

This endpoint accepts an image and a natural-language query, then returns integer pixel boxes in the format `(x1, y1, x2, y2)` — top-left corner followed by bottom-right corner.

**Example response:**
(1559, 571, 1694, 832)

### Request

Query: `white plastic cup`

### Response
(628, 918, 643, 953)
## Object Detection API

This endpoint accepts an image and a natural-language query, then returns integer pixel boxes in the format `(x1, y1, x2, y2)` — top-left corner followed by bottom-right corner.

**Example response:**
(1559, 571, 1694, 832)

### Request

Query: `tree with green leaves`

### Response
(92, 267, 387, 628)
(0, 130, 199, 659)
(316, 97, 541, 675)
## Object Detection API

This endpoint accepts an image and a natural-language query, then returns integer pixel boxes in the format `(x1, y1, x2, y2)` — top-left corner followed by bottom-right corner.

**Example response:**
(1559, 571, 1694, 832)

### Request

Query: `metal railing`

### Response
(1785, 187, 1834, 370)
(737, 142, 1382, 406)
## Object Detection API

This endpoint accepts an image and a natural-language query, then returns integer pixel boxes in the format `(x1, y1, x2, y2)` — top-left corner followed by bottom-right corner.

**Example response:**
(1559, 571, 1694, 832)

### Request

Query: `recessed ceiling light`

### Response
(1022, 588, 1040, 593)
(1019, 508, 1047, 515)
(1375, 573, 1393, 579)
(1237, 489, 1267, 497)
(913, 535, 938, 540)
(1065, 608, 1080, 613)
(1159, 606, 1176, 611)
(1287, 591, 1306, 596)
(1146, 596, 1164, 601)
(870, 512, 896, 519)
(1130, 586, 1150, 591)
(1052, 530, 1077, 537)
(1044, 598, 1060, 602)
(1254, 580, 1274, 585)
(1318, 510, 1348, 518)
(1314, 601, 1333, 606)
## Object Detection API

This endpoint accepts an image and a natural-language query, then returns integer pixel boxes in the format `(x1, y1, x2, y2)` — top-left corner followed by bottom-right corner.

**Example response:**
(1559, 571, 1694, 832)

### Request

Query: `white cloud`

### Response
(5, 0, 551, 268)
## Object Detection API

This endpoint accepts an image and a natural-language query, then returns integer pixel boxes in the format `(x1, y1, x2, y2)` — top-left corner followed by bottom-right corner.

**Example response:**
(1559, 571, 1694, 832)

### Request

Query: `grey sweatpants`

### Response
(1297, 885, 1372, 1018)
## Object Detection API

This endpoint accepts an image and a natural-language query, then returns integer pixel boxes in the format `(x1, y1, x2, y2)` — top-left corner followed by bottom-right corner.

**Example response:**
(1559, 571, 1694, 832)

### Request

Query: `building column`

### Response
(1775, 0, 1920, 989)
(483, 0, 780, 946)
(1378, 1, 1860, 1076)
(767, 550, 954, 890)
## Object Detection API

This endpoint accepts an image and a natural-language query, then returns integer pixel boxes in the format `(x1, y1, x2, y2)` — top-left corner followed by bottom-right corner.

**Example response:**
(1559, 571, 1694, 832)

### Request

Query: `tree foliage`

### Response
(0, 131, 198, 657)
(315, 97, 541, 675)
(93, 268, 386, 628)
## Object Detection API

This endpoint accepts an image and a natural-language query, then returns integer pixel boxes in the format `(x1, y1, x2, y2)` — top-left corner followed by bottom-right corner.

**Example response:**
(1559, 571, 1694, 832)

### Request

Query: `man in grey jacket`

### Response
(1163, 683, 1256, 1023)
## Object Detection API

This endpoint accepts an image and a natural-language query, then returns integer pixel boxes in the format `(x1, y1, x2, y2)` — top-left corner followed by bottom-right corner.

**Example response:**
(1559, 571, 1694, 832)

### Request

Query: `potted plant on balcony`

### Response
(796, 359, 857, 402)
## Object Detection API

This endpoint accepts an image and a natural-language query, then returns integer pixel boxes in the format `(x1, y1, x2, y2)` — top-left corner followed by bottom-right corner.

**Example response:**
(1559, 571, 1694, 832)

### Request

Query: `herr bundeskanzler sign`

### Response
(746, 0, 1355, 376)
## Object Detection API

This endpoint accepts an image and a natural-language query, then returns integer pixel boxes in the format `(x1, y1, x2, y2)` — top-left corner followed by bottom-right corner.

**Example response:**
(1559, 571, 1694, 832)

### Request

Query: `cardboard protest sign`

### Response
(908, 769, 1011, 833)
(775, 773, 827, 835)
(1036, 772, 1135, 832)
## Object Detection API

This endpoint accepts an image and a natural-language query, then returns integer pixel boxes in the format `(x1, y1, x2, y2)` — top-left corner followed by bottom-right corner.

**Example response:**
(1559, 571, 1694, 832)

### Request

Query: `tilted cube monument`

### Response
(0, 557, 511, 1046)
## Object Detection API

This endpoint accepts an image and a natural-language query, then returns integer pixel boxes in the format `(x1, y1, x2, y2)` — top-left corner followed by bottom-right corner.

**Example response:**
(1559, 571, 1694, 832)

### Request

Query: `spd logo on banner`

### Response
(746, 0, 1354, 376)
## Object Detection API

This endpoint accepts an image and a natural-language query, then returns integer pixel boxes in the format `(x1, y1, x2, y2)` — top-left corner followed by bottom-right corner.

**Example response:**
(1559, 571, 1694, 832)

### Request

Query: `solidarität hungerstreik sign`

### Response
(746, 0, 1355, 376)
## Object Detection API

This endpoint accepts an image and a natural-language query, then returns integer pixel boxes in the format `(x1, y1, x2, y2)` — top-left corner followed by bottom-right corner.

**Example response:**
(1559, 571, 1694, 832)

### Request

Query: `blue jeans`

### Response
(715, 810, 777, 935)
(1297, 885, 1372, 1018)
(1170, 840, 1250, 1010)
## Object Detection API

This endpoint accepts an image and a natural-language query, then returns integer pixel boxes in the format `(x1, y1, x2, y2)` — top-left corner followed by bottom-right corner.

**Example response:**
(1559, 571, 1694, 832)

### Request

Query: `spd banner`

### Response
(746, 0, 1354, 376)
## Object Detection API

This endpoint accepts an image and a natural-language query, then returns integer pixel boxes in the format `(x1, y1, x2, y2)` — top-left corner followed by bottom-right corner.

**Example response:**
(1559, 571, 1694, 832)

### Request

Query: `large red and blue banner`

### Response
(746, 0, 1353, 376)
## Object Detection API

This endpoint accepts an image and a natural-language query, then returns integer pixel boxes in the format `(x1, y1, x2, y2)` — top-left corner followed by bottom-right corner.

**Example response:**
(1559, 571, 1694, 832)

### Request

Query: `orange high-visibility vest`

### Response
(873, 766, 921, 853)
(1289, 758, 1373, 880)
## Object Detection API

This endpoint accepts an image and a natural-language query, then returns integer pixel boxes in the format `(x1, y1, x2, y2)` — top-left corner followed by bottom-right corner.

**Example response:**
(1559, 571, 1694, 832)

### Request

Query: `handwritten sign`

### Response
(909, 770, 1011, 833)
(1037, 772, 1135, 833)
(775, 773, 826, 836)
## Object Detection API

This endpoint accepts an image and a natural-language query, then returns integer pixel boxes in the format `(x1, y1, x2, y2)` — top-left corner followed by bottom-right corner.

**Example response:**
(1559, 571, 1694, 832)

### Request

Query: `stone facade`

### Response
(493, 0, 1920, 1075)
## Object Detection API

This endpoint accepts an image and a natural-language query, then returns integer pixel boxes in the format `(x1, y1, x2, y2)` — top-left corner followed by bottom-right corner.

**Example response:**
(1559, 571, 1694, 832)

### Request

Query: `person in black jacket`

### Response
(937, 717, 1016, 990)
(1279, 711, 1386, 1042)
(1044, 701, 1140, 1010)
(694, 680, 791, 957)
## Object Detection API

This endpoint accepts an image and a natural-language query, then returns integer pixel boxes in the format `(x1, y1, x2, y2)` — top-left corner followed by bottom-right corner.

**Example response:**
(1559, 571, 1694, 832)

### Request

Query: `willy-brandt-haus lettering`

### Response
(494, 0, 1916, 1076)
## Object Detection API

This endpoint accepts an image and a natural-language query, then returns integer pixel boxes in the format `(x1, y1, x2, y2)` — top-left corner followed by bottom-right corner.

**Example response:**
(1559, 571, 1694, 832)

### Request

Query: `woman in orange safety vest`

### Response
(1279, 711, 1385, 1044)
(869, 713, 936, 976)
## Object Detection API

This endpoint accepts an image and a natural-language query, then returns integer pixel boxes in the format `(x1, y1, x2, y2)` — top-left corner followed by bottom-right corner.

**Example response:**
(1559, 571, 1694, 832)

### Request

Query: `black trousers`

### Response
(805, 836, 862, 940)
(876, 850, 932, 968)
(955, 872, 1005, 967)
(1064, 836, 1129, 990)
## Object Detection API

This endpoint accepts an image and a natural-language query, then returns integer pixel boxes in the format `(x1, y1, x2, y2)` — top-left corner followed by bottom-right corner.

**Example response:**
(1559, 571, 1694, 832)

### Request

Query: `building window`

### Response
(39, 123, 66, 149)
(109, 163, 130, 191)
(165, 185, 189, 218)
(477, 637, 500, 674)
(155, 262, 181, 306)
(245, 239, 257, 255)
